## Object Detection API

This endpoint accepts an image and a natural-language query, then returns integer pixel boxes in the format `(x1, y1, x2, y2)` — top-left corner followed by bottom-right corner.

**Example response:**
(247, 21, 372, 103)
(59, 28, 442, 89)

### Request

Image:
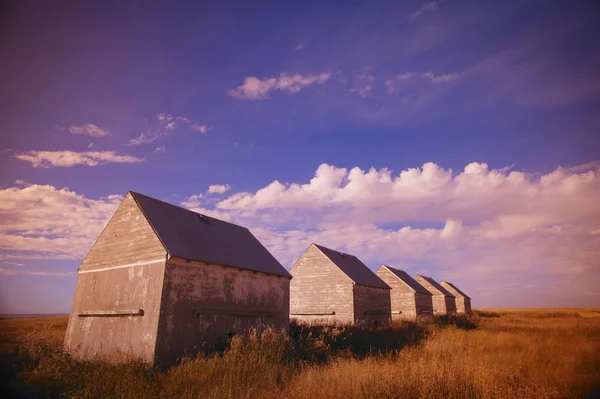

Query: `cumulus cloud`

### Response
(0, 185, 123, 259)
(3, 161, 599, 306)
(66, 123, 110, 137)
(208, 184, 232, 194)
(13, 150, 144, 168)
(227, 72, 331, 100)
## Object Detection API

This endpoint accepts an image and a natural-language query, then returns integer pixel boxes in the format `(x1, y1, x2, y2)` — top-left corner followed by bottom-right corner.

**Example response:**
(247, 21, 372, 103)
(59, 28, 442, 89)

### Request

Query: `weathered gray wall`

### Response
(65, 262, 166, 363)
(439, 282, 471, 314)
(352, 284, 391, 325)
(375, 267, 417, 319)
(64, 194, 167, 363)
(455, 297, 472, 313)
(154, 258, 290, 364)
(289, 245, 354, 324)
(415, 293, 434, 316)
(444, 296, 457, 314)
(415, 276, 455, 315)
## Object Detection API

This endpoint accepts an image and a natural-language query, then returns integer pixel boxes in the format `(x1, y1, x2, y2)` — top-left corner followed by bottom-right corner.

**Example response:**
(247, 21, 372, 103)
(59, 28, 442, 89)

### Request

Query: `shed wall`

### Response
(80, 193, 166, 271)
(289, 245, 354, 324)
(456, 297, 472, 313)
(444, 296, 457, 314)
(154, 259, 289, 364)
(415, 293, 434, 316)
(64, 261, 166, 363)
(65, 193, 167, 363)
(375, 268, 417, 319)
(432, 295, 449, 314)
(352, 285, 391, 326)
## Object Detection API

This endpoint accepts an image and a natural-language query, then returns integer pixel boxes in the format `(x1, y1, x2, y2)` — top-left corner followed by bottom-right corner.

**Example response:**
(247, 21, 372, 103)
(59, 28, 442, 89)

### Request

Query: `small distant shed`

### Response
(440, 281, 472, 313)
(64, 191, 291, 365)
(415, 275, 457, 315)
(375, 265, 433, 319)
(290, 244, 391, 325)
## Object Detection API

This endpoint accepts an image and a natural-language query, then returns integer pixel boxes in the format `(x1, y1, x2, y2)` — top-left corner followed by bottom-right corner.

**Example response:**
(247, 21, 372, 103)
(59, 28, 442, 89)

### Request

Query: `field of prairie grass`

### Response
(1, 309, 599, 398)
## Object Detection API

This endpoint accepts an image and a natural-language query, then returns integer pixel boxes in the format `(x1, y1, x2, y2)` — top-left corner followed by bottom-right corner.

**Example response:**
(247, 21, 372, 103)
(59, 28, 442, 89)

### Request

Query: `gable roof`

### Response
(379, 265, 432, 295)
(416, 275, 455, 297)
(130, 192, 291, 278)
(313, 244, 390, 289)
(441, 281, 471, 299)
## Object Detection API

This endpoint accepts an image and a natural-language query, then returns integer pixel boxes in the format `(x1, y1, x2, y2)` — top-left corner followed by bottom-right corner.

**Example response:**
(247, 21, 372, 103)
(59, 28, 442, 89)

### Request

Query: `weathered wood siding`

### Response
(289, 245, 354, 324)
(444, 296, 457, 314)
(464, 298, 472, 313)
(155, 259, 290, 364)
(65, 194, 168, 363)
(353, 284, 391, 325)
(65, 261, 166, 363)
(415, 276, 455, 315)
(454, 297, 471, 313)
(79, 193, 166, 270)
(375, 267, 417, 319)
(415, 293, 434, 316)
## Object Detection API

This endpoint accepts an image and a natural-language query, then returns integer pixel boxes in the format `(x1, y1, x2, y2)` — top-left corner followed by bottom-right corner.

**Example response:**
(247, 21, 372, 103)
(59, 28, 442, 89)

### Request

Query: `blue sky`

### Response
(1, 1, 599, 313)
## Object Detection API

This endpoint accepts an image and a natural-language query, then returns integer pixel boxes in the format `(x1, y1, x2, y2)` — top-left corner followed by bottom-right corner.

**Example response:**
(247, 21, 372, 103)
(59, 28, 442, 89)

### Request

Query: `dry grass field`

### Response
(1, 309, 599, 398)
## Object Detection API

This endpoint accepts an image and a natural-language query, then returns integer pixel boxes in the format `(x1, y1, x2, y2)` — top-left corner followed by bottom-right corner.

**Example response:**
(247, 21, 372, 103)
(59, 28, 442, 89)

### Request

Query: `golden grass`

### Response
(1, 310, 599, 398)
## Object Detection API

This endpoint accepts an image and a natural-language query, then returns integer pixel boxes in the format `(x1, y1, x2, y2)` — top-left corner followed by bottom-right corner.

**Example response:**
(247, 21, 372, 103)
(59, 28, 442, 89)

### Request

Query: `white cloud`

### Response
(13, 150, 144, 168)
(88, 142, 96, 149)
(0, 185, 123, 259)
(3, 160, 599, 306)
(154, 145, 167, 153)
(66, 123, 110, 137)
(196, 161, 600, 306)
(422, 72, 461, 83)
(410, 1, 439, 20)
(350, 68, 375, 98)
(208, 184, 231, 194)
(127, 132, 159, 146)
(227, 72, 331, 100)
(128, 114, 210, 146)
(13, 179, 31, 186)
(180, 194, 203, 208)
(4, 261, 25, 267)
(190, 124, 210, 134)
(385, 73, 415, 92)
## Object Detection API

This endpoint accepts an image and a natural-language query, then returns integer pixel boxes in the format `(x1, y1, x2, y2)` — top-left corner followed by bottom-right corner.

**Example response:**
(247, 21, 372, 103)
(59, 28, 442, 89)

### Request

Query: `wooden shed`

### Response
(415, 275, 457, 315)
(64, 191, 291, 365)
(289, 243, 391, 326)
(375, 265, 433, 319)
(440, 281, 472, 313)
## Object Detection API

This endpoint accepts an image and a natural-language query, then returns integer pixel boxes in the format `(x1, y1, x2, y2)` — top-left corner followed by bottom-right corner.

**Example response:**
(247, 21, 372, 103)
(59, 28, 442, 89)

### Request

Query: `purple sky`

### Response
(1, 1, 599, 313)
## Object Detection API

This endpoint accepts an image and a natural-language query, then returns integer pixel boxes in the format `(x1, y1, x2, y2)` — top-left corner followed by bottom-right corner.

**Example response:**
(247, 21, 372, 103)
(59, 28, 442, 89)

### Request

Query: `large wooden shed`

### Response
(64, 191, 291, 365)
(440, 281, 472, 313)
(375, 265, 433, 319)
(289, 244, 391, 326)
(415, 275, 457, 315)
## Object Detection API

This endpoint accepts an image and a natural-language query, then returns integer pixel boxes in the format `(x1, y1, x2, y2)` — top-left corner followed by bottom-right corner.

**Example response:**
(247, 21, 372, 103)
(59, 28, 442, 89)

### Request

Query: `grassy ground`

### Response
(1, 309, 599, 398)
